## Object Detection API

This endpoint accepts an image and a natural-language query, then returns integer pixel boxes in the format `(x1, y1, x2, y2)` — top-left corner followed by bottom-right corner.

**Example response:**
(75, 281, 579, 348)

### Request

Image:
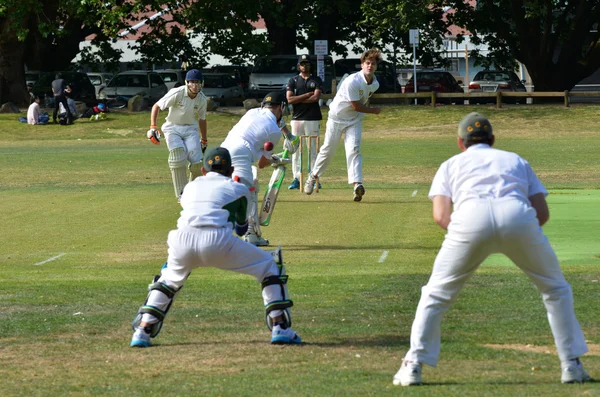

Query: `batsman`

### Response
(131, 147, 301, 347)
(147, 69, 208, 202)
(220, 91, 299, 246)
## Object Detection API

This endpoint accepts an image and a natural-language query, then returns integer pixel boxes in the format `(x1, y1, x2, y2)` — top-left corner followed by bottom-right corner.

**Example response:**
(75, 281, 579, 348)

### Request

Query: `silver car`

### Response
(202, 73, 244, 106)
(468, 70, 527, 104)
(155, 69, 186, 90)
(87, 72, 114, 98)
(97, 71, 168, 105)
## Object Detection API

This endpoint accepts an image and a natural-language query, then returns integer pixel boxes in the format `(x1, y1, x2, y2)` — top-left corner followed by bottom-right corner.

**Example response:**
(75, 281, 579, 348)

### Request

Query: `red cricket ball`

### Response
(264, 141, 274, 151)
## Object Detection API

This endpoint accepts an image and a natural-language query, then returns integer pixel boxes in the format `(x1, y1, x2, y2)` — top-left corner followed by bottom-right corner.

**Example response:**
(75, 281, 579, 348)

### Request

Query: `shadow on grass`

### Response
(285, 244, 439, 251)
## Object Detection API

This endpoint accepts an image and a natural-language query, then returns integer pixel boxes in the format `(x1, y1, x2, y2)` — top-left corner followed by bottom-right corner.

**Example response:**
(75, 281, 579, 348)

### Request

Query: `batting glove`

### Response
(147, 126, 161, 145)
(271, 153, 292, 167)
(201, 139, 208, 153)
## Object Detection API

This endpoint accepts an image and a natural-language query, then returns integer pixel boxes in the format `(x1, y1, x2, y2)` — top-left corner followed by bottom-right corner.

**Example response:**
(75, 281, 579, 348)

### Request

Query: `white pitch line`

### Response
(33, 253, 65, 266)
(378, 250, 389, 263)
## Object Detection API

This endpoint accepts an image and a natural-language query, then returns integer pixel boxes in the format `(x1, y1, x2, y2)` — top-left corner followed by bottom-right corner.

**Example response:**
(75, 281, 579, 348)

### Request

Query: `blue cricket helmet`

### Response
(185, 69, 203, 82)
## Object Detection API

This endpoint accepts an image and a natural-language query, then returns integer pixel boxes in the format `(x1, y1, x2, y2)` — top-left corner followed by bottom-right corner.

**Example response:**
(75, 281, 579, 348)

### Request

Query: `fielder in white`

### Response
(147, 69, 208, 202)
(130, 147, 301, 347)
(304, 48, 382, 202)
(220, 91, 297, 246)
(393, 113, 591, 386)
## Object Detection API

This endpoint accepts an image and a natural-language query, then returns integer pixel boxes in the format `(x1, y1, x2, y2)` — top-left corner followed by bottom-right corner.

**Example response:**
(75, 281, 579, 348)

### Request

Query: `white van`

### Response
(248, 55, 335, 98)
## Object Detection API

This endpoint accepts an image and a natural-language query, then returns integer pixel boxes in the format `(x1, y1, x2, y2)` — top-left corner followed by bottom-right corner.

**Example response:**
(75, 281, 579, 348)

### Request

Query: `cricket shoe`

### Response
(271, 324, 302, 345)
(561, 358, 592, 383)
(393, 360, 422, 386)
(353, 183, 365, 202)
(244, 232, 269, 247)
(288, 178, 300, 190)
(130, 327, 152, 348)
(304, 174, 317, 195)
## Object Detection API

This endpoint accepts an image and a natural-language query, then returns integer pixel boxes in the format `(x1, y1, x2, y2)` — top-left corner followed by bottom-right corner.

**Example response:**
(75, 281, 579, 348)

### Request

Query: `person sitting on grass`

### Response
(24, 96, 49, 125)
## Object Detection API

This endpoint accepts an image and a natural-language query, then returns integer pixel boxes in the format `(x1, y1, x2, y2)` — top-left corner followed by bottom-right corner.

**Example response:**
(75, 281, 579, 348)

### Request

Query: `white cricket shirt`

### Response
(221, 108, 282, 162)
(328, 71, 379, 125)
(429, 144, 547, 211)
(156, 85, 207, 125)
(178, 172, 251, 228)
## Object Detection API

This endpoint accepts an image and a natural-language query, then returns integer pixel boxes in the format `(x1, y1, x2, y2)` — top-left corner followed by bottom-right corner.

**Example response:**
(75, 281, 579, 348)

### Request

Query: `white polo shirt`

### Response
(328, 71, 379, 125)
(429, 144, 547, 211)
(178, 172, 251, 229)
(221, 108, 282, 162)
(156, 85, 207, 125)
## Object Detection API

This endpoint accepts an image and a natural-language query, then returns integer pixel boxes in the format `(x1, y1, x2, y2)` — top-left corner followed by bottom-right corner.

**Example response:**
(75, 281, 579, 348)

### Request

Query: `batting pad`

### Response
(169, 148, 188, 198)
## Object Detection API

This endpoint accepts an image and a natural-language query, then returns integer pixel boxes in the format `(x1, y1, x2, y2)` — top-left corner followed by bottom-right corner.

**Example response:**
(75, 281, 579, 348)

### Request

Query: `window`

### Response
(150, 74, 164, 87)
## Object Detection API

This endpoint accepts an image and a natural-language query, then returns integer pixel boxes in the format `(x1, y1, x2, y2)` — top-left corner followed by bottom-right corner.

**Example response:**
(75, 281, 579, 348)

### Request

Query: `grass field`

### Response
(0, 104, 599, 396)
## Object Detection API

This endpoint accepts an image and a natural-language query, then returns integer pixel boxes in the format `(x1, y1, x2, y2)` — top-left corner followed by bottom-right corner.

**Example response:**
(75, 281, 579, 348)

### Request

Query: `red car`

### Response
(404, 71, 464, 104)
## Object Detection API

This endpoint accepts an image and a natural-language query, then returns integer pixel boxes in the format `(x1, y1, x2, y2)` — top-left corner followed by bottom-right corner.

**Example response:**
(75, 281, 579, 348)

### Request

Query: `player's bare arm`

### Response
(350, 100, 382, 115)
(286, 90, 312, 105)
(529, 192, 550, 226)
(150, 103, 161, 126)
(199, 119, 207, 141)
(257, 155, 271, 169)
(432, 195, 452, 230)
(303, 88, 322, 103)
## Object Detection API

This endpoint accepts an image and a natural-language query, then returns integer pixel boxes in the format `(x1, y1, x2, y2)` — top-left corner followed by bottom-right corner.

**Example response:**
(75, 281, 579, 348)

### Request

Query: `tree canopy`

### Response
(2, 0, 600, 105)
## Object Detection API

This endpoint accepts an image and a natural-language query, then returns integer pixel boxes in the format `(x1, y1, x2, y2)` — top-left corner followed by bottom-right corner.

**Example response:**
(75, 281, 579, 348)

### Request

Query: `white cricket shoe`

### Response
(393, 360, 422, 386)
(304, 174, 316, 195)
(244, 232, 269, 247)
(561, 359, 592, 383)
(271, 324, 302, 345)
(130, 327, 152, 348)
(353, 183, 365, 202)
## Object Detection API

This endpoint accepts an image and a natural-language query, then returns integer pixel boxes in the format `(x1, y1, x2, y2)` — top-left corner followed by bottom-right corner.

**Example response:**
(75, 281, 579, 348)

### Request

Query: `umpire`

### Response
(285, 54, 323, 190)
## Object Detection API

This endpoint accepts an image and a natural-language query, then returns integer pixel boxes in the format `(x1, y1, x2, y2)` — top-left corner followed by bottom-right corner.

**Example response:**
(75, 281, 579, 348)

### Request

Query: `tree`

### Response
(360, 0, 450, 68)
(0, 0, 59, 105)
(0, 0, 128, 105)
(446, 0, 600, 91)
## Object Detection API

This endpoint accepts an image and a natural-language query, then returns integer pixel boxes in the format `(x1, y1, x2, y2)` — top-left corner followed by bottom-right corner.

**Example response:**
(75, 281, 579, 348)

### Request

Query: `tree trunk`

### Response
(0, 17, 30, 106)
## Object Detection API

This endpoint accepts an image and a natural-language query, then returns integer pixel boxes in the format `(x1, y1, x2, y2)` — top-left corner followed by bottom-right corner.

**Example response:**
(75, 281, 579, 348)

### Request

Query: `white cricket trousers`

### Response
(290, 120, 320, 180)
(162, 123, 203, 165)
(312, 118, 363, 184)
(404, 198, 588, 366)
(142, 226, 285, 323)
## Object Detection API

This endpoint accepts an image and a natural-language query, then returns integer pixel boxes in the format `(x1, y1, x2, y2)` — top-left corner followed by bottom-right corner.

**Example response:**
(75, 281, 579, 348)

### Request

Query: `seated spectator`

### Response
(25, 96, 49, 125)
(81, 102, 107, 119)
(58, 92, 78, 124)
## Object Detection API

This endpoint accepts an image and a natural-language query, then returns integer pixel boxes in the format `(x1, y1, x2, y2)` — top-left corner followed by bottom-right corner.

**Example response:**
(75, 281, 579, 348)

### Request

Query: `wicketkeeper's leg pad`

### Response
(168, 147, 188, 199)
(262, 254, 293, 330)
(132, 281, 182, 338)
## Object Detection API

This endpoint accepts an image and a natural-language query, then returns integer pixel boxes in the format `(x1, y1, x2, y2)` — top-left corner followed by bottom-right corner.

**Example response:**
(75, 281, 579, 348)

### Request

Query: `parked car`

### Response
(209, 65, 251, 94)
(249, 55, 335, 98)
(26, 71, 41, 86)
(155, 69, 186, 90)
(87, 72, 114, 98)
(334, 59, 400, 92)
(404, 71, 464, 104)
(97, 71, 168, 105)
(31, 71, 97, 107)
(202, 72, 244, 106)
(468, 70, 527, 104)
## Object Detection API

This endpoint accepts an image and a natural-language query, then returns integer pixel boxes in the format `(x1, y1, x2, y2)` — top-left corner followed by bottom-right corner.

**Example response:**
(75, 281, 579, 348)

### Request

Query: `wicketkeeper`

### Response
(131, 147, 301, 347)
(147, 69, 208, 202)
(220, 91, 298, 246)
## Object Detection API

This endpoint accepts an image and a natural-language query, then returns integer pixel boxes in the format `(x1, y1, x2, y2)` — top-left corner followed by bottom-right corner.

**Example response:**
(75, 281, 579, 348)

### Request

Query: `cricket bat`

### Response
(259, 149, 289, 226)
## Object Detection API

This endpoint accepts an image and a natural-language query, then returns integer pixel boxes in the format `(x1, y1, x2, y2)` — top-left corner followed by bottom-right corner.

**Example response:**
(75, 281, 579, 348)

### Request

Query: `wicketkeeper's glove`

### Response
(147, 126, 161, 145)
(201, 139, 208, 153)
(271, 153, 292, 167)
